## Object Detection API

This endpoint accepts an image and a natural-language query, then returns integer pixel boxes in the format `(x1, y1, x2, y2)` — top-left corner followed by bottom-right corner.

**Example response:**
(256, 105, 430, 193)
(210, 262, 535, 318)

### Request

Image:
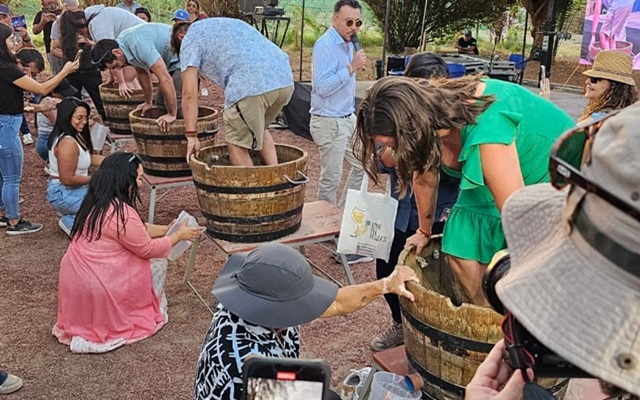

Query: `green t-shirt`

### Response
(442, 79, 576, 263)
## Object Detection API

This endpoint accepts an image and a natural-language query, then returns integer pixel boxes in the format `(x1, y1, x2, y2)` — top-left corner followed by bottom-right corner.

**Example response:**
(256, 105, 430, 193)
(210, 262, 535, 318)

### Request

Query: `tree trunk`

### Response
(521, 0, 550, 47)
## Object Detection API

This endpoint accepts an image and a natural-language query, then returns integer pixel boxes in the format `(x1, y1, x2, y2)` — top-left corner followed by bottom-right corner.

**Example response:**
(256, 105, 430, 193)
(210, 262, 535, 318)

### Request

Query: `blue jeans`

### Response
(19, 114, 30, 135)
(36, 133, 49, 162)
(0, 114, 24, 220)
(47, 180, 88, 230)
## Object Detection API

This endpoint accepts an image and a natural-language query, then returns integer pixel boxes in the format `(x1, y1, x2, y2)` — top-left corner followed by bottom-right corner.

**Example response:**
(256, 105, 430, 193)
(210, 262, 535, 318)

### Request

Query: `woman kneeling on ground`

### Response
(53, 152, 203, 353)
(355, 75, 581, 306)
(47, 97, 103, 235)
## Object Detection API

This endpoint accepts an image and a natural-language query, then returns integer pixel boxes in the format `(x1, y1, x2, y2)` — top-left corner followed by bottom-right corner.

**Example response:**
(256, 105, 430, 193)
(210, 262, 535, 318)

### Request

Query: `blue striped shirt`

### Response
(310, 26, 356, 117)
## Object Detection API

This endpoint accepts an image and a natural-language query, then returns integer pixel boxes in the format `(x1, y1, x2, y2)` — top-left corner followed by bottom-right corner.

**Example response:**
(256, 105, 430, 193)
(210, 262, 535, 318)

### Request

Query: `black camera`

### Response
(482, 251, 590, 378)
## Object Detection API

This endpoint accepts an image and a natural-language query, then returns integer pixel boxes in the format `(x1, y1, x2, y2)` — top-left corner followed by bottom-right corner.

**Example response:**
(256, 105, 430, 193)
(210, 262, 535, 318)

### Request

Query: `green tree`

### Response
(366, 0, 518, 53)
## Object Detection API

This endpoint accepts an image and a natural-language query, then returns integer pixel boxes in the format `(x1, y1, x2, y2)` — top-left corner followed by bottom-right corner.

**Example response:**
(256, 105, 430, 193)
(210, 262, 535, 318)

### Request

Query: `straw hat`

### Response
(584, 50, 635, 86)
(495, 102, 640, 396)
(212, 243, 339, 328)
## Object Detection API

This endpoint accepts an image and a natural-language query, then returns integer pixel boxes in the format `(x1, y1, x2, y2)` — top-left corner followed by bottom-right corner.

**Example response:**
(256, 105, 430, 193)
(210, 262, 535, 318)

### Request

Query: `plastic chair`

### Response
(447, 63, 466, 78)
(508, 53, 529, 82)
(508, 53, 528, 69)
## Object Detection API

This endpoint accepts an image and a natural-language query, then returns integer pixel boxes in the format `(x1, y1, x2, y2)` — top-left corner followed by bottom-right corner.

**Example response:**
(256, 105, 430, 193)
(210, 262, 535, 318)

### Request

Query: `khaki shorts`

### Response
(224, 85, 294, 150)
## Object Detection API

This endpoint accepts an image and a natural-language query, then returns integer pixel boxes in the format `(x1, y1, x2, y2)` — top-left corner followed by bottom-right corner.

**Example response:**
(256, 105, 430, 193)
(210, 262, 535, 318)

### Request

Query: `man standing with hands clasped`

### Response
(310, 0, 368, 264)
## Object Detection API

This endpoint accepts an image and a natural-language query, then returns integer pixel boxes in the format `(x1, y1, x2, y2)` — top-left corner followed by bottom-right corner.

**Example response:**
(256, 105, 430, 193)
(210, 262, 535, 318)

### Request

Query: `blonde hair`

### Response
(355, 75, 493, 195)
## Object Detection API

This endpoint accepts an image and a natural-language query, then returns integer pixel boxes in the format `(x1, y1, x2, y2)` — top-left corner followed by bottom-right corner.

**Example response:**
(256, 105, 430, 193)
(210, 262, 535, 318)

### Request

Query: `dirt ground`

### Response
(1, 58, 596, 399)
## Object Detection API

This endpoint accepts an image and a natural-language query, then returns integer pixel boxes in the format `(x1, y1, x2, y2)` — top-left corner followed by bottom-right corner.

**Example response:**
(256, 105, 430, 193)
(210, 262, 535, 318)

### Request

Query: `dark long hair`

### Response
(171, 22, 191, 56)
(47, 97, 93, 153)
(355, 75, 493, 194)
(71, 152, 143, 241)
(404, 52, 450, 79)
(0, 24, 17, 64)
(59, 10, 91, 65)
(581, 79, 639, 121)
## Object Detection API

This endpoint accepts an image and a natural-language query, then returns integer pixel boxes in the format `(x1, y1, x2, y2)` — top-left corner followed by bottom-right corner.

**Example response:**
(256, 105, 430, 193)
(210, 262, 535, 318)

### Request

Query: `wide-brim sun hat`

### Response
(213, 243, 339, 328)
(496, 102, 640, 396)
(584, 50, 636, 86)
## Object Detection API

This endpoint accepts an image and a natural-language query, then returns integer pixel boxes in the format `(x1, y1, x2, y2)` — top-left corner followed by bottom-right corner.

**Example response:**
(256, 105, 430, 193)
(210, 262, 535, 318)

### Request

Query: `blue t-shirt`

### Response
(179, 18, 293, 109)
(117, 23, 179, 72)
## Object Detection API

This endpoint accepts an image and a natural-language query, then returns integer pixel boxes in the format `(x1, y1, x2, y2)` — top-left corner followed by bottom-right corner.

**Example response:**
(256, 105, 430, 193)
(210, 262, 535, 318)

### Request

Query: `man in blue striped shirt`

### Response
(310, 0, 366, 210)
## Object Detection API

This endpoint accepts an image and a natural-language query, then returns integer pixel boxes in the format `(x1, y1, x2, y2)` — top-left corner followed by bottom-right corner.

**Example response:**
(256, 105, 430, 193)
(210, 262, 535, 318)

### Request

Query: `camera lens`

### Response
(482, 250, 511, 314)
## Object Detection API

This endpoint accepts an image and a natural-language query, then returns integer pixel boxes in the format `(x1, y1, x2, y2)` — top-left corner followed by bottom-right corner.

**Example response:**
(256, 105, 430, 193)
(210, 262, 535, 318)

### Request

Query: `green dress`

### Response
(441, 79, 575, 264)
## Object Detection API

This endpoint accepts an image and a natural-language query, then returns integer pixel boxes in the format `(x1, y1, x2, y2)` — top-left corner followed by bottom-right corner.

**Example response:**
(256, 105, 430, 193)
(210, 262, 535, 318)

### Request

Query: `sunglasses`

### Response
(336, 16, 362, 27)
(587, 76, 603, 84)
(549, 110, 640, 224)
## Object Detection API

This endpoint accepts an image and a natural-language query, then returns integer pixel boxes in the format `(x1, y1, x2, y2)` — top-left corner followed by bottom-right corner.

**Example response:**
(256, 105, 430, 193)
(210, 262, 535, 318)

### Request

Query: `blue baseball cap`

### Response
(0, 4, 11, 15)
(172, 9, 189, 21)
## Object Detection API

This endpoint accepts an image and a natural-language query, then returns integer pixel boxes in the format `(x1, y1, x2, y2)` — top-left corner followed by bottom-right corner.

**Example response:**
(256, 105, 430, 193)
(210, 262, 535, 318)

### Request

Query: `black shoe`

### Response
(0, 215, 8, 228)
(6, 219, 43, 235)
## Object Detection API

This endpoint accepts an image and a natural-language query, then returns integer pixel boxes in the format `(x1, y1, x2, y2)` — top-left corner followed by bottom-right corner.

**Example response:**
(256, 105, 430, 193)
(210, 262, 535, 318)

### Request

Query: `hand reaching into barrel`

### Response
(383, 265, 420, 301)
(186, 137, 201, 164)
(156, 113, 176, 133)
(135, 102, 153, 117)
(406, 232, 430, 254)
(466, 340, 532, 400)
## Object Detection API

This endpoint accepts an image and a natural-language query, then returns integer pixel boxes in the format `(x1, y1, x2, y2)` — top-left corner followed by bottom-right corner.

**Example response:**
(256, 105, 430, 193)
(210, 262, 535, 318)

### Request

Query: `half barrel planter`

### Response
(398, 236, 568, 400)
(129, 107, 219, 177)
(99, 83, 148, 135)
(190, 144, 308, 243)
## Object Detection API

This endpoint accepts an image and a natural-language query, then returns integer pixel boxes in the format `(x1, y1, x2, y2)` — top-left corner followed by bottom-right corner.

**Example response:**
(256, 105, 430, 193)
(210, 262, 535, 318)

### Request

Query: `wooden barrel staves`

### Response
(130, 107, 219, 178)
(398, 236, 568, 400)
(99, 83, 146, 135)
(190, 144, 308, 243)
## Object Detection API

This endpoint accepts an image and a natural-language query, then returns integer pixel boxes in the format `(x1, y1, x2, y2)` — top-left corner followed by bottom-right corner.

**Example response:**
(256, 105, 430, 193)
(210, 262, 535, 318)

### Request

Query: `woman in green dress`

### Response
(355, 75, 576, 306)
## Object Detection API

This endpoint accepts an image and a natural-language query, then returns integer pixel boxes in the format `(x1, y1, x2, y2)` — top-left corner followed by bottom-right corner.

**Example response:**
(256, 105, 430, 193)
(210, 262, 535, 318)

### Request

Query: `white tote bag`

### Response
(337, 175, 398, 262)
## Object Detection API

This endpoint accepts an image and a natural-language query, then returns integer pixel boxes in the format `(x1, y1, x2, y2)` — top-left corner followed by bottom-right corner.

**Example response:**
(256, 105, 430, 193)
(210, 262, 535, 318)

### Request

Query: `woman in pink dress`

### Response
(52, 152, 203, 353)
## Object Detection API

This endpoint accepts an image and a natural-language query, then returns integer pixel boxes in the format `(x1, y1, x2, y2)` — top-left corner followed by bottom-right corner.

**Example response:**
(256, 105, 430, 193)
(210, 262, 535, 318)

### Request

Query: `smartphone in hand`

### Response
(74, 49, 84, 63)
(242, 357, 330, 400)
(11, 15, 27, 32)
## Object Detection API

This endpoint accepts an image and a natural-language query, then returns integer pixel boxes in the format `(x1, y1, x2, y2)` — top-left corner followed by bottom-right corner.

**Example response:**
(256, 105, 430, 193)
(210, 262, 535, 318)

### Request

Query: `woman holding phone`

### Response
(0, 23, 78, 235)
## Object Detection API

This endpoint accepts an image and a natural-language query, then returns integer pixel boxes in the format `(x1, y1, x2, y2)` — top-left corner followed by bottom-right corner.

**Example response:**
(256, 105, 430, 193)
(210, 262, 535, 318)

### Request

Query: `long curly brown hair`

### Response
(355, 75, 493, 195)
(580, 79, 638, 121)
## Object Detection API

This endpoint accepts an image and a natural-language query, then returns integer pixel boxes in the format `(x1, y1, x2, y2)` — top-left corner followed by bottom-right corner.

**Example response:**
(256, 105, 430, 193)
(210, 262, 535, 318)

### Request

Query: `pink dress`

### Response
(53, 204, 172, 349)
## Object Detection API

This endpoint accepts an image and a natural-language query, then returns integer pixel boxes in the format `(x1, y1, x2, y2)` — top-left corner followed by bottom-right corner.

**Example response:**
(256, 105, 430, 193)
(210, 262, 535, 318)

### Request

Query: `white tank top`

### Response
(49, 135, 91, 179)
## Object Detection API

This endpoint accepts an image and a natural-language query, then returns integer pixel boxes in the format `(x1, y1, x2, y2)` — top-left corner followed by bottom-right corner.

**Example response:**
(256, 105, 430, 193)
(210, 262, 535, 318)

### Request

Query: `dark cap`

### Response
(212, 243, 339, 328)
(464, 29, 472, 36)
(0, 4, 11, 15)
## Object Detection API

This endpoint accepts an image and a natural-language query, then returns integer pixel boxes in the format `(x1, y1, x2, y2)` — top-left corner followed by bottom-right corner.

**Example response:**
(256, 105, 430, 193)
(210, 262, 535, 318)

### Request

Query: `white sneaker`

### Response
(22, 133, 34, 145)
(58, 219, 71, 237)
(340, 367, 372, 400)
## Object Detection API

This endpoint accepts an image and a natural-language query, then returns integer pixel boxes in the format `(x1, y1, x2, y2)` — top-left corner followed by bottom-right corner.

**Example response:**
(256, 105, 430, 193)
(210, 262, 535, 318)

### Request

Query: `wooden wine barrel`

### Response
(99, 83, 146, 135)
(130, 107, 219, 178)
(398, 237, 568, 400)
(190, 144, 308, 243)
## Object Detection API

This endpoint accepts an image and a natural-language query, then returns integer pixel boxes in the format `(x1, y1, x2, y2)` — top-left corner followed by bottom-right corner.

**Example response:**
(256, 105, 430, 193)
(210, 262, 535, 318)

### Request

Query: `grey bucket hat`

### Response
(213, 243, 339, 328)
(496, 102, 640, 396)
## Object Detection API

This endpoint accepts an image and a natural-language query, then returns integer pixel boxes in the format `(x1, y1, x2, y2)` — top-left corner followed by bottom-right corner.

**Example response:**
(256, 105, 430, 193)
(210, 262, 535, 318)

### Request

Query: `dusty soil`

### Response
(0, 80, 391, 400)
(1, 56, 594, 399)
